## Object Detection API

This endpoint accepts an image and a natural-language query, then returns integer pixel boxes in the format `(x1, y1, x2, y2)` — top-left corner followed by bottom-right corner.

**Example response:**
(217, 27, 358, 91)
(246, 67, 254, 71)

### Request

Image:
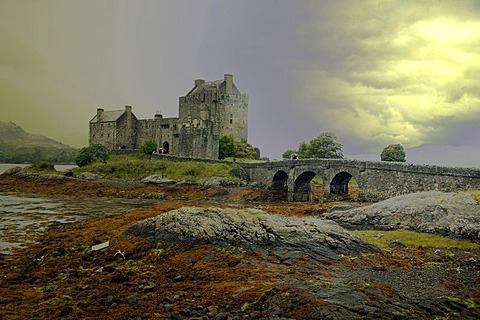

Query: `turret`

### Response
(224, 74, 233, 95)
(96, 108, 104, 121)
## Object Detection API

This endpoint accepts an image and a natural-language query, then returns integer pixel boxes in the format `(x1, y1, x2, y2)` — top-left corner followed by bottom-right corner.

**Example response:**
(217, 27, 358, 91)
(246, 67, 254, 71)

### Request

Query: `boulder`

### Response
(126, 207, 376, 260)
(77, 172, 103, 180)
(323, 191, 480, 240)
(0, 166, 23, 176)
(141, 174, 176, 185)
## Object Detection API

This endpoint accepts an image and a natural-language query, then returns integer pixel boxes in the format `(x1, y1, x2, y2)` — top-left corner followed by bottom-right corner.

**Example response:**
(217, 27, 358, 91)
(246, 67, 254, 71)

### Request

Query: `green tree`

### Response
(233, 140, 258, 159)
(140, 140, 157, 155)
(381, 144, 406, 162)
(284, 132, 344, 159)
(219, 135, 235, 159)
(75, 144, 109, 167)
(282, 149, 297, 159)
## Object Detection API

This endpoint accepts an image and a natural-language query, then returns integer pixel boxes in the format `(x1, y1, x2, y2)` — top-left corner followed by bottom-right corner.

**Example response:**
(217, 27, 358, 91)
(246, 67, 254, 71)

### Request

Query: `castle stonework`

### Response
(89, 74, 249, 159)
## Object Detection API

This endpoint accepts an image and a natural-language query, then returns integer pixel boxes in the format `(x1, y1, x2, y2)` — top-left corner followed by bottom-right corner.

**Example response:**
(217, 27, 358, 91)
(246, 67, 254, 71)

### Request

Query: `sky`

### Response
(1, 0, 479, 159)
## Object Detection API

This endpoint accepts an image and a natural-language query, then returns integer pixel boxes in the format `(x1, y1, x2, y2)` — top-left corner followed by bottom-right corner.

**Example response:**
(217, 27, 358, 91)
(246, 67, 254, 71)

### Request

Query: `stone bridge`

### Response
(238, 159, 480, 201)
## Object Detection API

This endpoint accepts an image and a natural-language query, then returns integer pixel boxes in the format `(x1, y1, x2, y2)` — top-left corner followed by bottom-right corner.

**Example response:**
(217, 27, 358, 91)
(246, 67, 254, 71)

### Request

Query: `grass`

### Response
(470, 190, 480, 203)
(353, 229, 480, 251)
(72, 154, 242, 181)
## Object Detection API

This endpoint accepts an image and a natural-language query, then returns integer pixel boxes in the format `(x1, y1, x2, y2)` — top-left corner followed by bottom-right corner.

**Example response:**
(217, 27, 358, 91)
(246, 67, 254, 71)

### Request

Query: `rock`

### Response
(199, 177, 245, 188)
(126, 295, 138, 304)
(141, 174, 176, 185)
(105, 295, 114, 306)
(172, 276, 184, 283)
(323, 191, 480, 240)
(126, 207, 376, 261)
(0, 166, 23, 176)
(326, 205, 356, 213)
(77, 172, 103, 180)
(142, 281, 156, 292)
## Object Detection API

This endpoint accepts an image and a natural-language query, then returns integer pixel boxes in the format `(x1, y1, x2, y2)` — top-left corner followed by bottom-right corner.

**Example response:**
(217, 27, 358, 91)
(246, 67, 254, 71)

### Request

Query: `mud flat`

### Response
(0, 194, 158, 254)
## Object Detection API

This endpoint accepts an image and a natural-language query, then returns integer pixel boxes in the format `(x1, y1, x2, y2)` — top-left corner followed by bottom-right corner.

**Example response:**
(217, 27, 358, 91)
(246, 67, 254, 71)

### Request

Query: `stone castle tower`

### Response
(89, 74, 249, 159)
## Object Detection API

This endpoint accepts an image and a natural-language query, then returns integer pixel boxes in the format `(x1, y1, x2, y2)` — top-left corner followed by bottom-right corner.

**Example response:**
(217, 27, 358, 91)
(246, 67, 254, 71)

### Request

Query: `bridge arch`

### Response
(329, 171, 358, 198)
(292, 171, 325, 202)
(271, 170, 288, 191)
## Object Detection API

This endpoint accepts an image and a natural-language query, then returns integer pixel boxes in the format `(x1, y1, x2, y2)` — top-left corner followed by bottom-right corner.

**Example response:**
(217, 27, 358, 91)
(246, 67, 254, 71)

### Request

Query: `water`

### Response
(0, 163, 76, 174)
(0, 194, 158, 255)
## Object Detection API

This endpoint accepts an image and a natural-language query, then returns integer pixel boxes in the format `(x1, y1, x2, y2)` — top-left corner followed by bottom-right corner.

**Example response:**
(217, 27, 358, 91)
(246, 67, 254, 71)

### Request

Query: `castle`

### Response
(89, 74, 249, 159)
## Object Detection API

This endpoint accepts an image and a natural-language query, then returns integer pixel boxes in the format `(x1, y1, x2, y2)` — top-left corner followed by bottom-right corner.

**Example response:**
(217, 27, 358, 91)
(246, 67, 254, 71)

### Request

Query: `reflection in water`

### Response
(0, 194, 158, 255)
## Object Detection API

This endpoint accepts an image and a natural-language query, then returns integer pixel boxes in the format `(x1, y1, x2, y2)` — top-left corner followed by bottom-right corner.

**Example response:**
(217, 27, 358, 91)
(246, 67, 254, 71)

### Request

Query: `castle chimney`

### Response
(195, 79, 205, 87)
(224, 74, 233, 94)
(125, 105, 132, 113)
(97, 108, 104, 121)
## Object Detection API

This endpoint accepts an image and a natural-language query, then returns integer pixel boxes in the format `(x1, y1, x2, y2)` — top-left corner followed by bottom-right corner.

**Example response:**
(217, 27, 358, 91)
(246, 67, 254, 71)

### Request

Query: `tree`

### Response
(233, 140, 258, 159)
(380, 144, 406, 162)
(284, 132, 344, 159)
(282, 149, 297, 159)
(219, 135, 235, 159)
(140, 140, 157, 155)
(75, 144, 109, 167)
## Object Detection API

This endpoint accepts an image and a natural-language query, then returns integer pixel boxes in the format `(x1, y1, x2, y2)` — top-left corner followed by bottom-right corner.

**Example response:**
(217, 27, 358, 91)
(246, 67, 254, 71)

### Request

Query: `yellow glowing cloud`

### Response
(301, 1, 480, 151)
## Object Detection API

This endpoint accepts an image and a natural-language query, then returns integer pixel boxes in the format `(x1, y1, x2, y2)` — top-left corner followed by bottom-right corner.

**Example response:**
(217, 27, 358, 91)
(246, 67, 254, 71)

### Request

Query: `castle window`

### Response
(229, 113, 234, 124)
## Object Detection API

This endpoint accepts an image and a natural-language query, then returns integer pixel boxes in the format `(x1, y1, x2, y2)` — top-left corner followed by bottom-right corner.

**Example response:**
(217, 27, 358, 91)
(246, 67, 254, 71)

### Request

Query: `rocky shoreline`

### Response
(0, 170, 479, 319)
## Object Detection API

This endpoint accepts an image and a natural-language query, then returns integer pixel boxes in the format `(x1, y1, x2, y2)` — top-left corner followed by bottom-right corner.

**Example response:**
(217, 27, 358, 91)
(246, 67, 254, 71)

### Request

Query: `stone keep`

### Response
(89, 74, 249, 159)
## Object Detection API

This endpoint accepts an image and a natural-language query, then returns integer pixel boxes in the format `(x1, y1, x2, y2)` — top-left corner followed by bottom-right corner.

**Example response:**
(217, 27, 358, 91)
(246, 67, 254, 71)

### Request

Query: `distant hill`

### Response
(347, 144, 480, 168)
(0, 122, 78, 163)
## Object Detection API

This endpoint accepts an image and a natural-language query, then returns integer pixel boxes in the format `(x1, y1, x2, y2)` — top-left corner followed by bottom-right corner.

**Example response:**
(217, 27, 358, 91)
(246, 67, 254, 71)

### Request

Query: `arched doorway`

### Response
(162, 141, 169, 154)
(330, 171, 358, 198)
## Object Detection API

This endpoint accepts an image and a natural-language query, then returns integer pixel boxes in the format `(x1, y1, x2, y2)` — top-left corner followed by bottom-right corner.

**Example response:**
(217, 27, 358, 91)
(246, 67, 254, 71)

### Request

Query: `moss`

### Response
(353, 229, 480, 251)
(469, 190, 480, 203)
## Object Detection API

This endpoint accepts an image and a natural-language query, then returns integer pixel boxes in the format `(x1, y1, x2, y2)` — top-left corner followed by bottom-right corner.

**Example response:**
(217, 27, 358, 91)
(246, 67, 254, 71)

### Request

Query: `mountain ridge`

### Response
(0, 121, 77, 163)
(0, 121, 72, 150)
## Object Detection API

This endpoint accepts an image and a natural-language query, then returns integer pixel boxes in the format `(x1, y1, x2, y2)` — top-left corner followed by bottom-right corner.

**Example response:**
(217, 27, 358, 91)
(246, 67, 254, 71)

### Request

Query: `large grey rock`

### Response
(141, 174, 176, 185)
(77, 172, 103, 180)
(0, 166, 23, 176)
(323, 191, 480, 239)
(126, 207, 375, 260)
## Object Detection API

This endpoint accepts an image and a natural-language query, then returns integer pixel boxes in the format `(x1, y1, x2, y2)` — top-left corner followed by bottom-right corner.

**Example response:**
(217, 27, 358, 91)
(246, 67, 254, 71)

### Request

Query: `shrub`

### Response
(75, 144, 109, 167)
(140, 140, 157, 155)
(31, 161, 55, 171)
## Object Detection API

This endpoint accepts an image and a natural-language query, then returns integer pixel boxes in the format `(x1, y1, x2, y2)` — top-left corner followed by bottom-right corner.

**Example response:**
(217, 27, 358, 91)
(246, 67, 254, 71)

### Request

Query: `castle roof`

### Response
(90, 109, 125, 123)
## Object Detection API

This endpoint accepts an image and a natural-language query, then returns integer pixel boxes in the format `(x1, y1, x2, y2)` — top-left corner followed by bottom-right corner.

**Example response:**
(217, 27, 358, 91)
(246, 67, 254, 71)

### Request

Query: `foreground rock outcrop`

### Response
(126, 206, 376, 260)
(324, 191, 480, 240)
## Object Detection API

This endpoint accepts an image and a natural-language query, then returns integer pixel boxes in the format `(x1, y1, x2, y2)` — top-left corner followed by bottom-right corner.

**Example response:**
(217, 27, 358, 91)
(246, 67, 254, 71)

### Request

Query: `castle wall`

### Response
(176, 127, 219, 159)
(115, 112, 138, 149)
(219, 93, 249, 142)
(89, 122, 116, 149)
